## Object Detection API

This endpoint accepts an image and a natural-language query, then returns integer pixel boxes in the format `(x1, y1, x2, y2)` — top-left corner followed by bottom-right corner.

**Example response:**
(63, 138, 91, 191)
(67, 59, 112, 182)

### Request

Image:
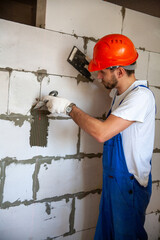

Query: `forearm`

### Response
(43, 95, 134, 142)
(70, 105, 134, 143)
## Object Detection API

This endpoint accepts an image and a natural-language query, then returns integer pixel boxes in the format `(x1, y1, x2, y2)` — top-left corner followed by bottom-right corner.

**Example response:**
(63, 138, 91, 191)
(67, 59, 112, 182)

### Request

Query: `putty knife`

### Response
(33, 90, 58, 111)
(67, 46, 94, 82)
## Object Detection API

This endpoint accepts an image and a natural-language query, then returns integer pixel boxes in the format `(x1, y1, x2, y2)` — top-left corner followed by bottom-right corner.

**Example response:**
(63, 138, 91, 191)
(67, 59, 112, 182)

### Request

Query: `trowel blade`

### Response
(33, 101, 46, 109)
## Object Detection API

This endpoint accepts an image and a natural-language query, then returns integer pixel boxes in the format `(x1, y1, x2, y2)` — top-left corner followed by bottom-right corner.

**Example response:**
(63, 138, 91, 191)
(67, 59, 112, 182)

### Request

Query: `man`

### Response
(44, 34, 155, 240)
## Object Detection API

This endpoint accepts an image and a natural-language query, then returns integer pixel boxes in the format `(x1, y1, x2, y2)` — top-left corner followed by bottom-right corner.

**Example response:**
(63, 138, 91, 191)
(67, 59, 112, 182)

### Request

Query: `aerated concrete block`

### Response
(146, 182, 160, 214)
(0, 19, 84, 76)
(80, 129, 103, 154)
(0, 120, 31, 160)
(0, 119, 78, 160)
(145, 212, 160, 240)
(135, 50, 149, 81)
(3, 163, 35, 203)
(47, 119, 78, 156)
(123, 9, 160, 53)
(154, 120, 160, 151)
(45, 0, 122, 39)
(0, 200, 71, 240)
(9, 71, 40, 115)
(152, 153, 160, 182)
(37, 157, 103, 200)
(148, 52, 160, 87)
(74, 193, 101, 231)
(0, 71, 9, 114)
(149, 86, 160, 119)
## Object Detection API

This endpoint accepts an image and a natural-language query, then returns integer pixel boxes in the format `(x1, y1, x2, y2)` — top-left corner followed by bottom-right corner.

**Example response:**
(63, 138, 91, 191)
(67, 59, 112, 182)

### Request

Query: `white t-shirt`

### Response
(110, 80, 155, 187)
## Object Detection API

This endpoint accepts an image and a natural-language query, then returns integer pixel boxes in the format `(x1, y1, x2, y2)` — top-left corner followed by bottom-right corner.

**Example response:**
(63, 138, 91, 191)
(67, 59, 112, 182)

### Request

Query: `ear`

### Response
(115, 67, 126, 78)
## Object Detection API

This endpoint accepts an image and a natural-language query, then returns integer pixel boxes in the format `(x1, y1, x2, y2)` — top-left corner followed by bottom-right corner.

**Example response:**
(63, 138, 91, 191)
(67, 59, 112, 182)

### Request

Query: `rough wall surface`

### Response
(0, 0, 160, 239)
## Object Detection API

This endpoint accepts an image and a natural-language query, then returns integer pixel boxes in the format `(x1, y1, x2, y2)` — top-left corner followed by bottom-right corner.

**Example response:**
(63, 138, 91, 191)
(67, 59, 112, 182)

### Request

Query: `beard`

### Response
(104, 74, 118, 90)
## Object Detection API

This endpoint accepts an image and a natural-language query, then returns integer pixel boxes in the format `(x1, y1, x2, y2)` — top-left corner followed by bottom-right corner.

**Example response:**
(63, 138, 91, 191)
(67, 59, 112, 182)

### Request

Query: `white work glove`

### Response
(43, 95, 71, 114)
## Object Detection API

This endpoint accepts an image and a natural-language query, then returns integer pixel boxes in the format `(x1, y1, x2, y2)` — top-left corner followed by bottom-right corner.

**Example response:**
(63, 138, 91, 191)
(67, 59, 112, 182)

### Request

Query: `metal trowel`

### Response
(33, 90, 58, 111)
(67, 46, 94, 82)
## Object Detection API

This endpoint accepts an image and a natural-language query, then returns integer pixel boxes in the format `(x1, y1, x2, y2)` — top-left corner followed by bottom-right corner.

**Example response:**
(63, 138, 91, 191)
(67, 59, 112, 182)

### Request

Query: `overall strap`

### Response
(107, 84, 151, 118)
(118, 84, 157, 114)
(119, 84, 148, 106)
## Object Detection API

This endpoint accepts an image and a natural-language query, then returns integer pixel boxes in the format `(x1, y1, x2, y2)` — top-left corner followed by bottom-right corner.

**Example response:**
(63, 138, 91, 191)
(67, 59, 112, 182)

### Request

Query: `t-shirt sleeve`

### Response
(111, 88, 154, 122)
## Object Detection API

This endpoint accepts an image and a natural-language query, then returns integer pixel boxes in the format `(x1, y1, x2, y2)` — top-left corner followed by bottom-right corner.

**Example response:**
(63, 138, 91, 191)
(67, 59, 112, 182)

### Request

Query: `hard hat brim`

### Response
(88, 53, 138, 72)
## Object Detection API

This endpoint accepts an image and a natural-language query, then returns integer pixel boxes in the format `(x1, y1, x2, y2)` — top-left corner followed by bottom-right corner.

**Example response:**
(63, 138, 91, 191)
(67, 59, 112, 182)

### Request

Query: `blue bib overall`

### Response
(94, 85, 152, 240)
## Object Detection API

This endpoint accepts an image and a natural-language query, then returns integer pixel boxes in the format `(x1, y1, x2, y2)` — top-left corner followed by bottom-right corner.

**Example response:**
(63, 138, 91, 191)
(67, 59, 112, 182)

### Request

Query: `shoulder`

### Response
(125, 85, 155, 106)
(112, 85, 155, 122)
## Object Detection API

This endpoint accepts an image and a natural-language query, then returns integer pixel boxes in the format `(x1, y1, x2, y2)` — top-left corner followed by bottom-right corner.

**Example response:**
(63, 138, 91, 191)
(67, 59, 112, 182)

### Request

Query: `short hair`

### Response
(125, 69, 135, 76)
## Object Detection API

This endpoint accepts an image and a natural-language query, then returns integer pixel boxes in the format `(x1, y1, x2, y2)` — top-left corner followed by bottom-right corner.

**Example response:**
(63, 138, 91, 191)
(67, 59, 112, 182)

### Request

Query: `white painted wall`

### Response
(0, 0, 160, 239)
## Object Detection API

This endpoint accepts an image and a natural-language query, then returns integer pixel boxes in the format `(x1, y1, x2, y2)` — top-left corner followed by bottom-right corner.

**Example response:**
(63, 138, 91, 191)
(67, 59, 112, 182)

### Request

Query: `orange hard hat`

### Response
(88, 34, 138, 72)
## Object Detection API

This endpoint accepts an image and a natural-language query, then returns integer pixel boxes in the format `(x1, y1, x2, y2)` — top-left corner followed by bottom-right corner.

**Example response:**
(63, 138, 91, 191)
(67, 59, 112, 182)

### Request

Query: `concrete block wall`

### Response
(0, 0, 160, 239)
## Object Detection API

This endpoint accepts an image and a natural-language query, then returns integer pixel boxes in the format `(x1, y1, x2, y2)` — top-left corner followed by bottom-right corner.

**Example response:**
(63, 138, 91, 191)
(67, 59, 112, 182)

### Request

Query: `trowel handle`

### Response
(49, 90, 58, 97)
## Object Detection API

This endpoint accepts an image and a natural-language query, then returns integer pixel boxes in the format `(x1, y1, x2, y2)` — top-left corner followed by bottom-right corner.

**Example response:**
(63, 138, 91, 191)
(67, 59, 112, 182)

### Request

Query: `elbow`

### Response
(94, 133, 107, 143)
(97, 138, 104, 143)
(94, 129, 112, 143)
